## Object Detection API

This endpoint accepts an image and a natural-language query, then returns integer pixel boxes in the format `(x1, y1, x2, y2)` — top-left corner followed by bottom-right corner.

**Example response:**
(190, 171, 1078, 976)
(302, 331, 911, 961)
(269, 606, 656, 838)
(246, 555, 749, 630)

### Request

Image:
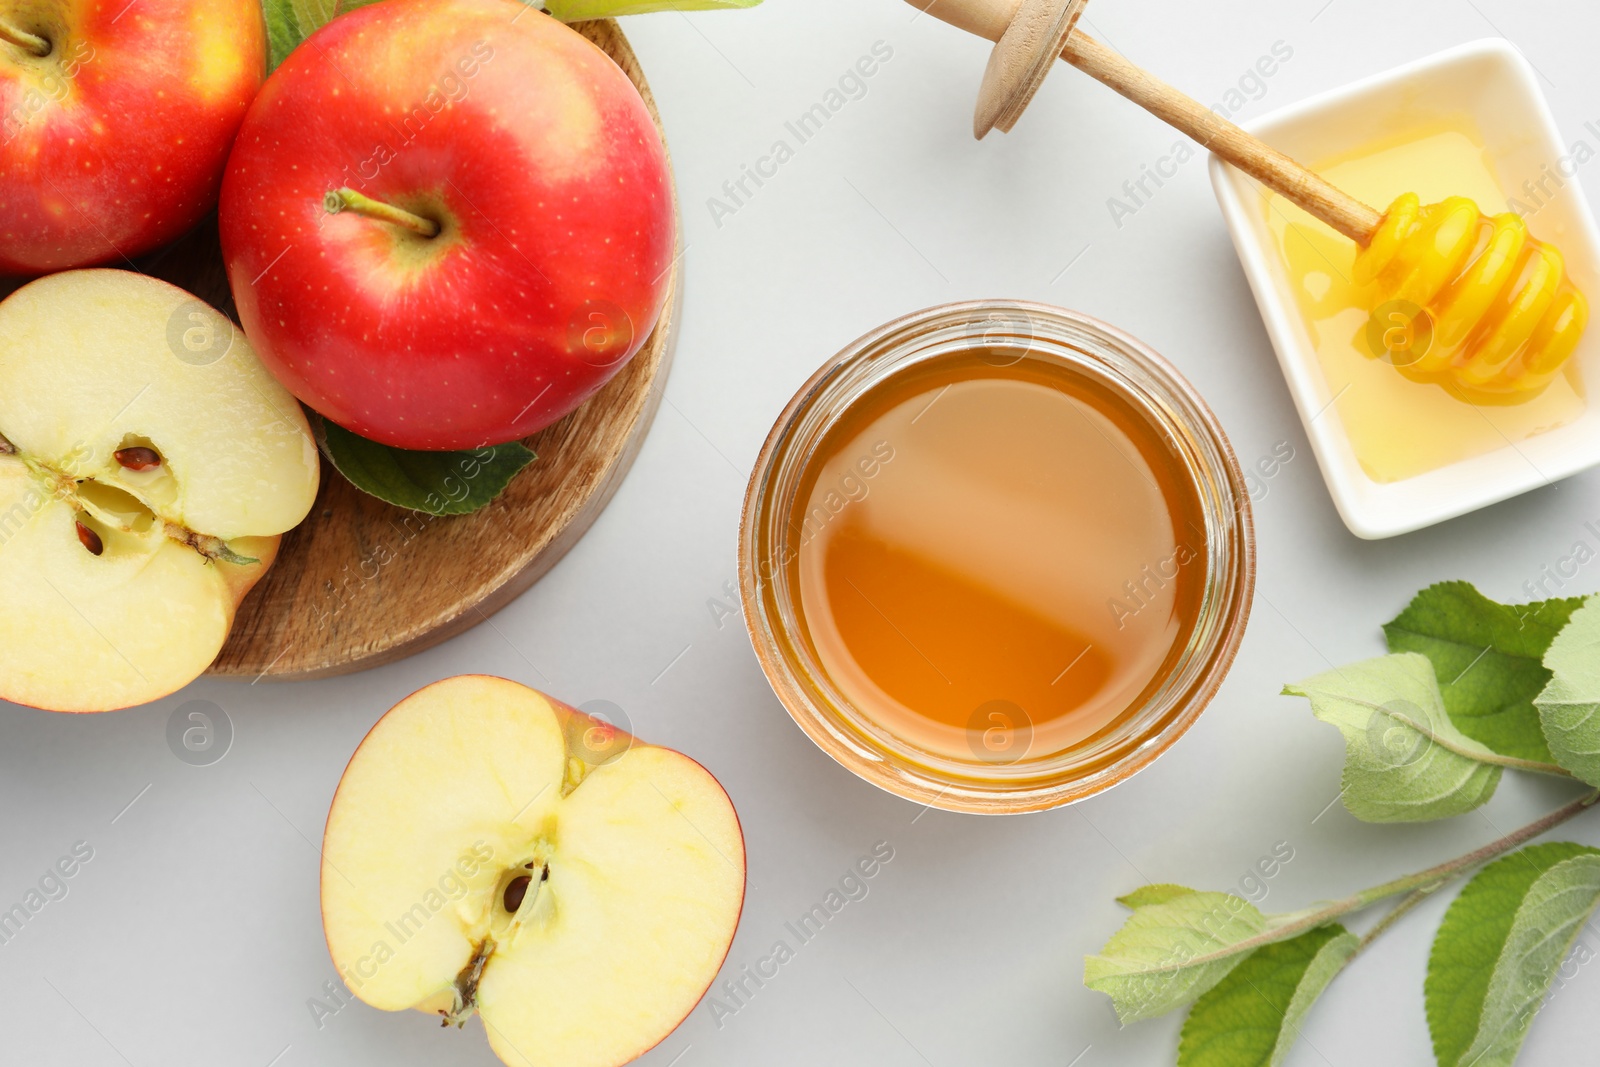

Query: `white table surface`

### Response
(6, 1, 1600, 1064)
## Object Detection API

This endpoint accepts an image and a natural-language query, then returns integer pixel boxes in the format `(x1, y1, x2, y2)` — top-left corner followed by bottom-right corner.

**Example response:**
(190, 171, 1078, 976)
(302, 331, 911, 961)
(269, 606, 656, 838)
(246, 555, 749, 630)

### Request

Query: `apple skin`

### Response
(0, 0, 266, 274)
(219, 0, 676, 451)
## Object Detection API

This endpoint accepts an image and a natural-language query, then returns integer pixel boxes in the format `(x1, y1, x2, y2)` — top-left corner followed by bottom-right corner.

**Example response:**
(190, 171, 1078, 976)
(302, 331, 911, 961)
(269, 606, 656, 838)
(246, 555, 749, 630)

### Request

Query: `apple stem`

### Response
(164, 521, 261, 567)
(0, 21, 50, 57)
(324, 188, 440, 238)
(443, 937, 495, 1027)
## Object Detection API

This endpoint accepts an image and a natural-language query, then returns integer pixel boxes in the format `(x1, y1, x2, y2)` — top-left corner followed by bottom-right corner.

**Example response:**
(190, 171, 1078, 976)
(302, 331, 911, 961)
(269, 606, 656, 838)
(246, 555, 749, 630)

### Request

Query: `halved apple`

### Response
(321, 675, 746, 1067)
(0, 269, 320, 712)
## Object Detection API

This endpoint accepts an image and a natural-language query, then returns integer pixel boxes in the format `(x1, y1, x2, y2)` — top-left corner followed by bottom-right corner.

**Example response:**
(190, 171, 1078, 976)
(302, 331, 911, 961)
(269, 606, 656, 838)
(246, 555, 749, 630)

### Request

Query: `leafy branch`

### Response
(1085, 791, 1597, 1020)
(1085, 583, 1600, 1067)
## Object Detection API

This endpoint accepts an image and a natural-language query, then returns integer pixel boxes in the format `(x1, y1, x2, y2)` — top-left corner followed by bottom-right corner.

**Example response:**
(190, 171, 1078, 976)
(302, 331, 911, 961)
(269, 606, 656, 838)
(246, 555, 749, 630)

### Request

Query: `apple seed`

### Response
(75, 520, 104, 556)
(0, 432, 14, 455)
(502, 874, 531, 913)
(502, 859, 553, 914)
(114, 446, 162, 471)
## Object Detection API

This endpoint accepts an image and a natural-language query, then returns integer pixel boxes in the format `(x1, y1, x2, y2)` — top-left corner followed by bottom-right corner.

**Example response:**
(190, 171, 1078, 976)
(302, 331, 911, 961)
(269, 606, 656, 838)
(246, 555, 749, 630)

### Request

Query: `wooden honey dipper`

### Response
(912, 0, 1588, 398)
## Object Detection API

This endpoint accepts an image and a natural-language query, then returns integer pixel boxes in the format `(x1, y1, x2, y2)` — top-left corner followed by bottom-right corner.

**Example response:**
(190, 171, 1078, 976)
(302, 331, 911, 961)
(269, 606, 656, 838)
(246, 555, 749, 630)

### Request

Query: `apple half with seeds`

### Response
(321, 675, 746, 1067)
(0, 269, 319, 711)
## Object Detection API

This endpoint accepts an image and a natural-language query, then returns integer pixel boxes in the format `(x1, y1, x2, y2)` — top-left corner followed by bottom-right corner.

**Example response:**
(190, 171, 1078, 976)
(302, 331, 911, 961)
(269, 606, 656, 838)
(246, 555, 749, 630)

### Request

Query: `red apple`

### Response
(219, 0, 676, 451)
(0, 0, 265, 274)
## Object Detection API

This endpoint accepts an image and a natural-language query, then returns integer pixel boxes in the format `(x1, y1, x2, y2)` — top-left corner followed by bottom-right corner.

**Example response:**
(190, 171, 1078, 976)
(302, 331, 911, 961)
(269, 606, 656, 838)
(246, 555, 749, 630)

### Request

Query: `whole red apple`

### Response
(0, 0, 265, 274)
(219, 0, 676, 451)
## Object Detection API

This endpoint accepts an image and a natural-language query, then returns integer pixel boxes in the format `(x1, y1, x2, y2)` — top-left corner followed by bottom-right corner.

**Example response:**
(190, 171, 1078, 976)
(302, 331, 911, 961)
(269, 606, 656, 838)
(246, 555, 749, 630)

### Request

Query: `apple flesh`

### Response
(321, 676, 745, 1067)
(0, 0, 265, 274)
(0, 270, 320, 711)
(219, 0, 676, 451)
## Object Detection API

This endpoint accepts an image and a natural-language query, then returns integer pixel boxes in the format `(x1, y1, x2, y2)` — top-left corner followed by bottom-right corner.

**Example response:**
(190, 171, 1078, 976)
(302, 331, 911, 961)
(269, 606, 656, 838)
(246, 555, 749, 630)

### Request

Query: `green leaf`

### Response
(261, 0, 387, 70)
(1178, 924, 1358, 1067)
(1118, 884, 1199, 909)
(1384, 582, 1582, 762)
(1535, 595, 1600, 786)
(1426, 842, 1600, 1067)
(545, 0, 762, 20)
(319, 420, 535, 517)
(1283, 653, 1502, 822)
(1084, 891, 1271, 1023)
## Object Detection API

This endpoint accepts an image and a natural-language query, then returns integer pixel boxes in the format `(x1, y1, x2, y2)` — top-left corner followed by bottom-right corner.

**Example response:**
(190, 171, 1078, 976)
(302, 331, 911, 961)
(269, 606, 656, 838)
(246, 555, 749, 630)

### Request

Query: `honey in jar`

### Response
(788, 348, 1208, 763)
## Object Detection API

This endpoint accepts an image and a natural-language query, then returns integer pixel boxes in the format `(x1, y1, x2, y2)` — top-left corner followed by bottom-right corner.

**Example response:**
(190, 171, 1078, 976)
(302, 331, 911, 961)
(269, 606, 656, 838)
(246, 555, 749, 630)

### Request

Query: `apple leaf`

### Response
(1084, 889, 1274, 1023)
(261, 0, 387, 70)
(1384, 582, 1583, 763)
(1118, 884, 1201, 909)
(1535, 595, 1600, 786)
(1283, 653, 1502, 822)
(543, 0, 763, 20)
(1426, 842, 1600, 1067)
(319, 420, 535, 517)
(1177, 924, 1358, 1067)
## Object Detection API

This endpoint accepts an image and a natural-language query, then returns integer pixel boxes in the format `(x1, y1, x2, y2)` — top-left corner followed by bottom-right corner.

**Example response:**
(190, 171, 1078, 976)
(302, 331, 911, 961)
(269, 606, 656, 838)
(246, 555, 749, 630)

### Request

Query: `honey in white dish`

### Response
(1265, 126, 1586, 483)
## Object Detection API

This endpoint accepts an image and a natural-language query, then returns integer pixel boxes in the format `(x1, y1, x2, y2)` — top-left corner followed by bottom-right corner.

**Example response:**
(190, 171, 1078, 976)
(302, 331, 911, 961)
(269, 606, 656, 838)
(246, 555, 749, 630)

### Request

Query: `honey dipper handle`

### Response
(1061, 33, 1381, 241)
(908, 0, 1383, 242)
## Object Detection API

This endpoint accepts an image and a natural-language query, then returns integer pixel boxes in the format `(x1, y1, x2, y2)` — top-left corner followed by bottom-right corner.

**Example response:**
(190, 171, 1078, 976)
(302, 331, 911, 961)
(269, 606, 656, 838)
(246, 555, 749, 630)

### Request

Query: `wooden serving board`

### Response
(110, 19, 676, 680)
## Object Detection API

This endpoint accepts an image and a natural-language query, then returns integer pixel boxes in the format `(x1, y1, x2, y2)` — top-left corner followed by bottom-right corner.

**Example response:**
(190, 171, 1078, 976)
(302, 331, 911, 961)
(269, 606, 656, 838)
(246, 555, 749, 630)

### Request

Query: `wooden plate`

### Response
(87, 19, 677, 681)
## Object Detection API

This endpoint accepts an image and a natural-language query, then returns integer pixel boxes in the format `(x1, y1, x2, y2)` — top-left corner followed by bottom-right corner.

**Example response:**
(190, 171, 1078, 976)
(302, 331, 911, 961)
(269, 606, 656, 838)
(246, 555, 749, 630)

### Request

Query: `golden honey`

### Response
(1266, 126, 1587, 483)
(786, 349, 1208, 763)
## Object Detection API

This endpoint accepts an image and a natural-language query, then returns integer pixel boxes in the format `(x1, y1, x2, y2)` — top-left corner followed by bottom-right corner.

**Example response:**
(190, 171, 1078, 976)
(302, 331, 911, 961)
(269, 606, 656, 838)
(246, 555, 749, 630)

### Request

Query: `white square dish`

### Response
(1209, 38, 1600, 539)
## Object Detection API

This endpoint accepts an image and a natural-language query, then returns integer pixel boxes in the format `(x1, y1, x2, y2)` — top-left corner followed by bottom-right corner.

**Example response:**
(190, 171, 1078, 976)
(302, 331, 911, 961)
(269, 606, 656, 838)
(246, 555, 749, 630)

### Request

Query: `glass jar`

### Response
(738, 301, 1256, 814)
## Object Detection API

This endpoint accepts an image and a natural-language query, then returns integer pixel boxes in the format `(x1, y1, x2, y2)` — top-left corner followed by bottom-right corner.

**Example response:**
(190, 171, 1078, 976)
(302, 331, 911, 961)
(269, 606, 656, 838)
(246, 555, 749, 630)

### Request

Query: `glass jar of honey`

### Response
(739, 302, 1256, 814)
